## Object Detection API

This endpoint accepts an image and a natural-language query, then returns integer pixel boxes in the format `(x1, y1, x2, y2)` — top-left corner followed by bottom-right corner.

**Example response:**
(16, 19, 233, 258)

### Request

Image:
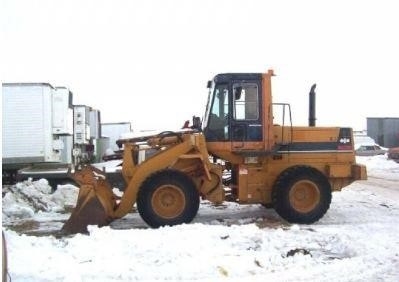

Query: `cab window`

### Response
(207, 84, 229, 140)
(233, 83, 259, 120)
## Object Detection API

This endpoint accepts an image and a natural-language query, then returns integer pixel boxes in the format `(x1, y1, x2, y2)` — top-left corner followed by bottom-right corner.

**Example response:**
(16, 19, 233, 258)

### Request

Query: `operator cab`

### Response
(203, 73, 271, 154)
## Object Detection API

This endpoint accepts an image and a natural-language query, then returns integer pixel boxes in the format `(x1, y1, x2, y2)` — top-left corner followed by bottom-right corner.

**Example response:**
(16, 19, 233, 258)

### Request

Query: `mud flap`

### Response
(61, 167, 118, 235)
(352, 164, 367, 180)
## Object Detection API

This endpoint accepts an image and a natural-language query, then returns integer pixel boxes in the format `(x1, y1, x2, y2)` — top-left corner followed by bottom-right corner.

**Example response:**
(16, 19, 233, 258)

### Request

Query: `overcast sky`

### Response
(2, 0, 398, 131)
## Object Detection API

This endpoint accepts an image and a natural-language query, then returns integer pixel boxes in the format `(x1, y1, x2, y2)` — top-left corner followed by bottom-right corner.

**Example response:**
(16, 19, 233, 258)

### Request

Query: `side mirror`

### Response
(234, 86, 242, 100)
(192, 116, 202, 131)
(206, 81, 212, 88)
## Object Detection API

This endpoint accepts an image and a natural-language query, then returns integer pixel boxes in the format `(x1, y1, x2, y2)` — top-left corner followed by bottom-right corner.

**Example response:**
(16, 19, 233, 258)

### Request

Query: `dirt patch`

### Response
(4, 220, 40, 234)
(255, 216, 289, 229)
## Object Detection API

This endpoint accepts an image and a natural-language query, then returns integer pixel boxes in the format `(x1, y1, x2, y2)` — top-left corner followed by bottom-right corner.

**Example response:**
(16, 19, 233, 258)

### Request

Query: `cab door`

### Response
(230, 81, 264, 151)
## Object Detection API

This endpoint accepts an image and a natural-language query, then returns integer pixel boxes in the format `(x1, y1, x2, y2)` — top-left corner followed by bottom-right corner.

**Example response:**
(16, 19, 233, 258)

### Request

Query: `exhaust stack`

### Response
(309, 84, 317, 127)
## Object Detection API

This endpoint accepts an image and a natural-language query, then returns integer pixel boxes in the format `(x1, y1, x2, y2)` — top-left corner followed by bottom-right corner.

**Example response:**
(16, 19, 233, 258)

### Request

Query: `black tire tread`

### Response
(272, 165, 332, 224)
(137, 169, 200, 228)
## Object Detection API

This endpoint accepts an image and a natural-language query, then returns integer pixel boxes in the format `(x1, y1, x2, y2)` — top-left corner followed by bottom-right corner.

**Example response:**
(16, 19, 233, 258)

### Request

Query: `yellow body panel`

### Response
(206, 123, 366, 205)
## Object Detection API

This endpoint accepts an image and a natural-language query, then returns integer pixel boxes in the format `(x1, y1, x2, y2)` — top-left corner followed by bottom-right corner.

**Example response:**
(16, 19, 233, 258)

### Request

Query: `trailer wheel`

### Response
(137, 169, 200, 228)
(272, 166, 331, 224)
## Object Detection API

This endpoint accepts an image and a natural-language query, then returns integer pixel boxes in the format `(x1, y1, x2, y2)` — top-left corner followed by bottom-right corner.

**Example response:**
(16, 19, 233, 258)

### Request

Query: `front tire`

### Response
(272, 166, 332, 224)
(137, 169, 200, 228)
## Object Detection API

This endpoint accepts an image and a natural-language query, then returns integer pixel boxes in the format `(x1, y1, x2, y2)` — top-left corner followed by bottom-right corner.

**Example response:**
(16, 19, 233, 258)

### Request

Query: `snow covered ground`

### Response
(2, 156, 399, 281)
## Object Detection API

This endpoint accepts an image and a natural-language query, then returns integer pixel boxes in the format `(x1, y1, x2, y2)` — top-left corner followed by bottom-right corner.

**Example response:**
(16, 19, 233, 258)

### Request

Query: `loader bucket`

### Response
(61, 166, 118, 235)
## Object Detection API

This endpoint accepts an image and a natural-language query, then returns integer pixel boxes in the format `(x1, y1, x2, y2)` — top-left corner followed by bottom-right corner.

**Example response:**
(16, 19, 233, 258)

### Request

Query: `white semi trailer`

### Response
(101, 122, 132, 152)
(2, 83, 73, 186)
(2, 83, 125, 189)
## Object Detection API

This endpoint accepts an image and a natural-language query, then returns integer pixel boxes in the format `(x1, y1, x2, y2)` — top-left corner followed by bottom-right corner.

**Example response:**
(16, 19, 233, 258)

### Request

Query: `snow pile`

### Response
(4, 218, 399, 281)
(354, 134, 378, 149)
(357, 155, 399, 180)
(2, 179, 78, 221)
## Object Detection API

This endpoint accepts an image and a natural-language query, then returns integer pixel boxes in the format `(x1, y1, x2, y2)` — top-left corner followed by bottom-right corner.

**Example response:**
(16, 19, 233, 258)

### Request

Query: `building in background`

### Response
(367, 117, 399, 148)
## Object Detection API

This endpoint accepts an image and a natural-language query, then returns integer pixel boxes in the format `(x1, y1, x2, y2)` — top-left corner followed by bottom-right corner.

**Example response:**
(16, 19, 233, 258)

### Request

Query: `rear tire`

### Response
(272, 166, 331, 224)
(137, 169, 200, 228)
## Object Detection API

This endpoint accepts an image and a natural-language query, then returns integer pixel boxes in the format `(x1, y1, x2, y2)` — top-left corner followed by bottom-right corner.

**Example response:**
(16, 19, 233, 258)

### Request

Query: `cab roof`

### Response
(213, 73, 262, 83)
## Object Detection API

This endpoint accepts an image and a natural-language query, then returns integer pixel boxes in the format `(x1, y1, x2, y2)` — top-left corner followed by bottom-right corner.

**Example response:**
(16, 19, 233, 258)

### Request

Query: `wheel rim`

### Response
(151, 184, 186, 219)
(289, 180, 320, 213)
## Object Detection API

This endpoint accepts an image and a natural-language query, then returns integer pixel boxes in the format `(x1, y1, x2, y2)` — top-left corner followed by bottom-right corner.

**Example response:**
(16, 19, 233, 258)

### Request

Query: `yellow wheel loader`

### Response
(62, 70, 367, 234)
